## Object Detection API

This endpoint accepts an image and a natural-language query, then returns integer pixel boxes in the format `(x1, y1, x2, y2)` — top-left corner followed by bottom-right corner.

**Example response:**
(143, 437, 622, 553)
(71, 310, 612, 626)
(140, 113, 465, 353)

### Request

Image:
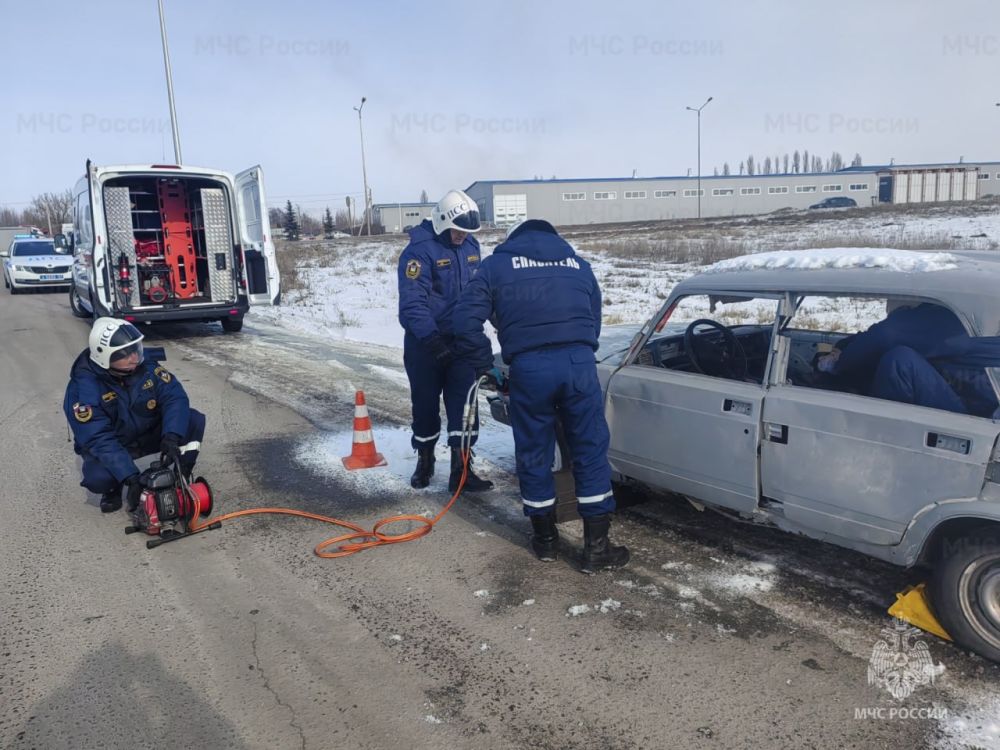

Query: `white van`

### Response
(64, 160, 280, 332)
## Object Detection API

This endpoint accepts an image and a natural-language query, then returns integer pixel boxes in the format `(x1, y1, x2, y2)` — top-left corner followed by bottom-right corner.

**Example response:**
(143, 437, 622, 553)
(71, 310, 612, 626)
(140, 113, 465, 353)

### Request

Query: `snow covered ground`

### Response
(256, 200, 1000, 351)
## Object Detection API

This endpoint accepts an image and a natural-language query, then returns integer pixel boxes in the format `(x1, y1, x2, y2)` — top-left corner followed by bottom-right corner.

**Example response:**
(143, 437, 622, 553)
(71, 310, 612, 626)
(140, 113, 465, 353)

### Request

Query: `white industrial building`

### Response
(372, 202, 436, 233)
(460, 160, 999, 228)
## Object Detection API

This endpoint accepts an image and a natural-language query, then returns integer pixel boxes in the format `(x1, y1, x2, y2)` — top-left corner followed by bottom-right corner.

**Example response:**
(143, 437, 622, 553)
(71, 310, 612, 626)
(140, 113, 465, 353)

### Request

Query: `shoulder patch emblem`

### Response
(142, 379, 155, 390)
(101, 391, 117, 403)
(467, 255, 480, 263)
(405, 259, 421, 279)
(146, 399, 157, 411)
(154, 366, 172, 384)
(73, 403, 93, 423)
(435, 258, 452, 268)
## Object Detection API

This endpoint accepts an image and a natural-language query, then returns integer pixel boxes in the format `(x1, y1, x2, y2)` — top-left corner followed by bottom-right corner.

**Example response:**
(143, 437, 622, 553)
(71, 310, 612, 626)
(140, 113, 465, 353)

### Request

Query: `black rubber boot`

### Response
(580, 514, 630, 574)
(100, 490, 122, 513)
(449, 448, 494, 493)
(529, 513, 559, 562)
(409, 446, 436, 489)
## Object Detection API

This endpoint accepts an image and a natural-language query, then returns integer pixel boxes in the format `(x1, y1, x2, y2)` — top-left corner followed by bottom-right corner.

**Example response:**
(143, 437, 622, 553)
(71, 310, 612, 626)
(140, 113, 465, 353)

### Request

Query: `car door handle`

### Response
(926, 432, 970, 454)
(765, 422, 788, 444)
(722, 398, 752, 416)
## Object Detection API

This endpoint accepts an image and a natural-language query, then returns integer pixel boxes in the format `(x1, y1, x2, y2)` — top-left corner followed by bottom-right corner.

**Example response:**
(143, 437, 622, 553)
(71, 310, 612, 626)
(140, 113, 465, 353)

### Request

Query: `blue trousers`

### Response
(81, 409, 207, 494)
(872, 347, 967, 414)
(403, 334, 479, 450)
(508, 345, 615, 518)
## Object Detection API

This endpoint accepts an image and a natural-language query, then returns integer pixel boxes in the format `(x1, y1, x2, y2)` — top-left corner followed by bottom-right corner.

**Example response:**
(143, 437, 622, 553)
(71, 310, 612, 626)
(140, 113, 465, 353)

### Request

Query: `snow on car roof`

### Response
(705, 248, 960, 274)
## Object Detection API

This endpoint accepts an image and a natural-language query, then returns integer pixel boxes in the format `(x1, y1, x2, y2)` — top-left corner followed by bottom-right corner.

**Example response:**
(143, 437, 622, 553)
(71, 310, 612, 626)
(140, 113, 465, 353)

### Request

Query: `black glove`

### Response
(122, 473, 142, 512)
(160, 432, 182, 462)
(422, 334, 453, 366)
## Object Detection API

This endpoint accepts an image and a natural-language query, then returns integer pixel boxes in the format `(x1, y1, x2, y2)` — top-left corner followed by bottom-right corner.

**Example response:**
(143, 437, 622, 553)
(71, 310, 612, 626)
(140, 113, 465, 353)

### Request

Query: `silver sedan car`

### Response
(491, 248, 1000, 662)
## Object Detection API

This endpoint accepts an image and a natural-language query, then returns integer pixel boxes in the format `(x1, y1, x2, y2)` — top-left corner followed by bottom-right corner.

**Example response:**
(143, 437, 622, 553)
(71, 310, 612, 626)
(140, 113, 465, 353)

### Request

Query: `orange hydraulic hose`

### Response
(186, 451, 471, 558)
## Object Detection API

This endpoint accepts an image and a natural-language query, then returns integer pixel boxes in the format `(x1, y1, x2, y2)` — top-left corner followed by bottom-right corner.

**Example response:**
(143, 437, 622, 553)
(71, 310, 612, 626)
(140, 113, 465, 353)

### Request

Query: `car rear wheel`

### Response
(220, 316, 244, 333)
(69, 285, 91, 318)
(930, 534, 1000, 662)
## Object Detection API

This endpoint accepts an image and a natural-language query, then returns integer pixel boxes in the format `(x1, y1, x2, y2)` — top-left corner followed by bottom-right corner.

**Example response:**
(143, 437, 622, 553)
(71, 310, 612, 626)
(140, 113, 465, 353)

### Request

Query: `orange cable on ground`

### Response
(187, 455, 469, 558)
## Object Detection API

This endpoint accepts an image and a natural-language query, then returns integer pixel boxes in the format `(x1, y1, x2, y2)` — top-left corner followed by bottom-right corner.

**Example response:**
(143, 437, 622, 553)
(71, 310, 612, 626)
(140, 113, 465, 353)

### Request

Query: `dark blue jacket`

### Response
(836, 303, 1000, 417)
(452, 220, 601, 369)
(397, 219, 482, 342)
(64, 350, 191, 482)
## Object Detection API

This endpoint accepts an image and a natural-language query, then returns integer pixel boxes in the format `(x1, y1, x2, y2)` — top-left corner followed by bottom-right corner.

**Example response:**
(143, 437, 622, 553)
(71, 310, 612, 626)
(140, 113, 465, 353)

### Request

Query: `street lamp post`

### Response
(354, 97, 372, 236)
(685, 96, 713, 219)
(157, 0, 183, 164)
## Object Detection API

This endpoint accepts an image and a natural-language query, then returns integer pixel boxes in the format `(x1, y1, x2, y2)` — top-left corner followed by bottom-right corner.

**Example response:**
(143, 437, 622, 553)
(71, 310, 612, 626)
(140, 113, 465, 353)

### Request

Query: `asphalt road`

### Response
(1, 289, 997, 750)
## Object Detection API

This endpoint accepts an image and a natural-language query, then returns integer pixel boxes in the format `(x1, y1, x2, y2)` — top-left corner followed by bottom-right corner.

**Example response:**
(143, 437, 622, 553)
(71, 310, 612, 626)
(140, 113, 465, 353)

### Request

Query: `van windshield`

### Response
(12, 241, 60, 256)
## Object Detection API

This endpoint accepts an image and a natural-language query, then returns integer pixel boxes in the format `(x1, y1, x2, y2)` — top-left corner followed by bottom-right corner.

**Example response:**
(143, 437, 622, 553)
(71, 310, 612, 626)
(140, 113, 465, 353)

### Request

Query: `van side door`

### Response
(234, 166, 280, 305)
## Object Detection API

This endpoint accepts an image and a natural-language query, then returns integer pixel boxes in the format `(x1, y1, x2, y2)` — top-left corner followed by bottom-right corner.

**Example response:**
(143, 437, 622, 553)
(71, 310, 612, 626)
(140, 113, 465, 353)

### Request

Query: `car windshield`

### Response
(12, 241, 59, 256)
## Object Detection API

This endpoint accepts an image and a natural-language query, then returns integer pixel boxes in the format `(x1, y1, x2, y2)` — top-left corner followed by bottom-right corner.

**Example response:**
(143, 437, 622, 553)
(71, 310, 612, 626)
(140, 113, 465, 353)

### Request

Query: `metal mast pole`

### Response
(157, 0, 183, 164)
(354, 97, 371, 235)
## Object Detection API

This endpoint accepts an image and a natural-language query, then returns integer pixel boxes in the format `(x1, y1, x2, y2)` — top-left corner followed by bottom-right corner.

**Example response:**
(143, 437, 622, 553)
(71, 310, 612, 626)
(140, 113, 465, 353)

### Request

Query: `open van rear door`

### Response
(235, 165, 280, 305)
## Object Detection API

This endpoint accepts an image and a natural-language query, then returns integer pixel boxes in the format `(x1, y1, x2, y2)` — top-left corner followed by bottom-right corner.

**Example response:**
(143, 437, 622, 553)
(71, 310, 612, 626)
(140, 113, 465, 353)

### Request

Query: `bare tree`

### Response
(334, 209, 353, 232)
(713, 167, 719, 176)
(803, 150, 810, 173)
(782, 154, 789, 174)
(792, 150, 801, 174)
(722, 162, 731, 176)
(763, 156, 772, 175)
(851, 152, 863, 167)
(22, 190, 73, 234)
(268, 207, 284, 231)
(420, 189, 429, 203)
(0, 206, 23, 225)
(739, 161, 745, 175)
(746, 155, 756, 176)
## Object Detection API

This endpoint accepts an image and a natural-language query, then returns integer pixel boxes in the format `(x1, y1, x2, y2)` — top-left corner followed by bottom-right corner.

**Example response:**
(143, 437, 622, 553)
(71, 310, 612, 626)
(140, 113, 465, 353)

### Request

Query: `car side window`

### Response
(634, 294, 778, 384)
(781, 295, 999, 419)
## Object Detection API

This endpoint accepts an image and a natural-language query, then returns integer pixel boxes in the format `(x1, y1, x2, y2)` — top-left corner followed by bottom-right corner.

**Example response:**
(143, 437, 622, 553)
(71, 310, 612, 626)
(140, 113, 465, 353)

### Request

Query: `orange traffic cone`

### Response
(342, 390, 388, 470)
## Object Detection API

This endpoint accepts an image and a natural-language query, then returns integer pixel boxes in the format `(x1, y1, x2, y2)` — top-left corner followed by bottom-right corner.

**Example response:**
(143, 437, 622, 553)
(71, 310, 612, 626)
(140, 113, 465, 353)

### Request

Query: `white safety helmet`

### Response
(89, 317, 145, 372)
(431, 190, 481, 235)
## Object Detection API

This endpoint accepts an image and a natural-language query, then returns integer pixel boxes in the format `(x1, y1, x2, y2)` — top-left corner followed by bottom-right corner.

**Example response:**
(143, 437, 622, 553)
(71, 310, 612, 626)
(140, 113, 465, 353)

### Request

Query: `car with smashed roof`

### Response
(491, 247, 1000, 661)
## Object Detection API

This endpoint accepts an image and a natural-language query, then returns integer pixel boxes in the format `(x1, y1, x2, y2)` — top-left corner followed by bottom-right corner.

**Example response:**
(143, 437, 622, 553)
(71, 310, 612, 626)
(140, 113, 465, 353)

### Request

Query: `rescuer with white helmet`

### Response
(64, 318, 206, 513)
(397, 189, 493, 492)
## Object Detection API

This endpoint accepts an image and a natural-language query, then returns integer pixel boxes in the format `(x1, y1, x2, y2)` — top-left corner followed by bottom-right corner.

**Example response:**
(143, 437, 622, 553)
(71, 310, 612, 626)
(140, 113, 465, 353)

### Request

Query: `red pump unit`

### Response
(125, 460, 216, 548)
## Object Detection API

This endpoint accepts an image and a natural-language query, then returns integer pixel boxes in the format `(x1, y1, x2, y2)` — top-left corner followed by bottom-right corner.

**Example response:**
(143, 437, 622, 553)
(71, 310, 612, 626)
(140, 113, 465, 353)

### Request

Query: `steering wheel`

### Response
(683, 319, 748, 379)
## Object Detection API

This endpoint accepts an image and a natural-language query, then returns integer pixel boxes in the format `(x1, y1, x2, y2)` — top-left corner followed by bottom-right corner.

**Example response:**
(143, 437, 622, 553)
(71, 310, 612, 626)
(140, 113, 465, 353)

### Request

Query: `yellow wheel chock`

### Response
(888, 583, 952, 642)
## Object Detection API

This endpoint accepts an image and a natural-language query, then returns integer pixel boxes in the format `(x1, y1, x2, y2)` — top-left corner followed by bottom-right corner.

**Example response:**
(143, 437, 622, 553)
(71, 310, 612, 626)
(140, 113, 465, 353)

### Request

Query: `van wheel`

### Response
(220, 316, 244, 333)
(929, 534, 1000, 661)
(69, 286, 91, 318)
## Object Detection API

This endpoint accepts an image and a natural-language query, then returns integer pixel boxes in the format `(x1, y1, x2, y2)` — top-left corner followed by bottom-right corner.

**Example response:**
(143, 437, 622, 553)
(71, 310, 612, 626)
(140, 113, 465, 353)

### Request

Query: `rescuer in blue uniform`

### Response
(452, 219, 629, 573)
(397, 189, 493, 493)
(818, 301, 1000, 417)
(64, 318, 206, 513)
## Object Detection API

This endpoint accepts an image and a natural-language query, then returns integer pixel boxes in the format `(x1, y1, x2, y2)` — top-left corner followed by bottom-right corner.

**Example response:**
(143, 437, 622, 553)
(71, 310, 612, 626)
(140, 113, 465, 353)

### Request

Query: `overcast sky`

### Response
(1, 0, 997, 215)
